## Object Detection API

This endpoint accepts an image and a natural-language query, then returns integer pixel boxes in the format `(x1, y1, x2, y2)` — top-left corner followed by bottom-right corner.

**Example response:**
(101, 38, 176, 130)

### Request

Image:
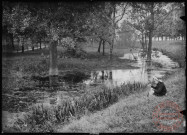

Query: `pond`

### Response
(84, 50, 179, 88)
(2, 49, 179, 115)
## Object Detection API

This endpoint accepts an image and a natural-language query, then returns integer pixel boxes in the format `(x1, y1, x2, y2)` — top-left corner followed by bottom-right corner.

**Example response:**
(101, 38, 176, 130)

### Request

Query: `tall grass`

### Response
(11, 82, 146, 132)
(152, 40, 186, 68)
(159, 49, 185, 68)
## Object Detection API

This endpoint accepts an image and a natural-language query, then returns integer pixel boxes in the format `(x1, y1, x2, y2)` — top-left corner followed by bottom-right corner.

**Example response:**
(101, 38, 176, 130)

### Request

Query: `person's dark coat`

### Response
(151, 81, 167, 96)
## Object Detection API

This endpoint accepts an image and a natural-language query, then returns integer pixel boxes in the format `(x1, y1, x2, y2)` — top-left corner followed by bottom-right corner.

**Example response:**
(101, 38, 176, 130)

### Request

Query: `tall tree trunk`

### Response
(40, 39, 42, 49)
(145, 33, 148, 52)
(110, 4, 116, 60)
(17, 37, 19, 53)
(144, 33, 147, 51)
(147, 3, 154, 62)
(22, 37, 24, 53)
(101, 71, 104, 80)
(10, 33, 14, 50)
(141, 33, 145, 50)
(110, 39, 114, 60)
(147, 31, 153, 61)
(158, 37, 159, 41)
(26, 38, 29, 51)
(98, 39, 102, 53)
(45, 40, 47, 48)
(109, 71, 112, 80)
(146, 39, 148, 52)
(49, 40, 58, 87)
(103, 40, 105, 56)
(161, 36, 163, 40)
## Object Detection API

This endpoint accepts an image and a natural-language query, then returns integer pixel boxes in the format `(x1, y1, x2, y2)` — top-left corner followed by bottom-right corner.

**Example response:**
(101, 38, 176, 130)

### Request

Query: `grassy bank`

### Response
(55, 40, 186, 133)
(57, 69, 185, 133)
(152, 40, 186, 68)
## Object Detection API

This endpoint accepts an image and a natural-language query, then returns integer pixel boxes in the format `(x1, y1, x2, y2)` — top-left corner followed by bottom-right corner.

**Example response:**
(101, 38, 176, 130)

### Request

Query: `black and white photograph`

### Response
(2, 1, 186, 133)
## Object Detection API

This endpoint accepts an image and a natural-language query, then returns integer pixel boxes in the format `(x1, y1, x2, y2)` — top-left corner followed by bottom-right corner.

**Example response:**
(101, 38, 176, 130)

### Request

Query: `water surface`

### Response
(2, 49, 179, 113)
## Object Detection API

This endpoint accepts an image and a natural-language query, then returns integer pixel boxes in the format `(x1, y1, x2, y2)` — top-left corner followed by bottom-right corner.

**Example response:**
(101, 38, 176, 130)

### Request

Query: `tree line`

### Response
(2, 2, 185, 86)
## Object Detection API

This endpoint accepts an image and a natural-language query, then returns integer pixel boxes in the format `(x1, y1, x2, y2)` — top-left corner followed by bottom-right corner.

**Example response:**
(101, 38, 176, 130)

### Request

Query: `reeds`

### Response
(12, 82, 146, 132)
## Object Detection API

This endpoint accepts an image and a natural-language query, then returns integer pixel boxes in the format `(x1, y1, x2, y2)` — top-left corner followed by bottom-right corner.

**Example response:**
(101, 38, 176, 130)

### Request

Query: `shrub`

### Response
(152, 62, 163, 68)
(13, 104, 55, 132)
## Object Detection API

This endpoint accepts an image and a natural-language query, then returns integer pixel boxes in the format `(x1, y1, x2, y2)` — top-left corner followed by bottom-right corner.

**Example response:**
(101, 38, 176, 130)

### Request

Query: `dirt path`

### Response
(56, 69, 185, 133)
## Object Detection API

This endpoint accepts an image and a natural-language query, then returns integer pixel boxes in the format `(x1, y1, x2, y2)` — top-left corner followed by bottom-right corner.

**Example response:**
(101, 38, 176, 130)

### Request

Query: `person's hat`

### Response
(153, 76, 162, 82)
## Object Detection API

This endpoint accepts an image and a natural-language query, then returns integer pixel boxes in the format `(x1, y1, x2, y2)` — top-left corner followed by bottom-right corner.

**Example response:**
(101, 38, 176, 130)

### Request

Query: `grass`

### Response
(2, 45, 137, 95)
(2, 40, 186, 133)
(53, 40, 186, 133)
(2, 46, 137, 97)
(2, 46, 136, 74)
(56, 69, 185, 133)
(152, 40, 186, 68)
(7, 82, 146, 132)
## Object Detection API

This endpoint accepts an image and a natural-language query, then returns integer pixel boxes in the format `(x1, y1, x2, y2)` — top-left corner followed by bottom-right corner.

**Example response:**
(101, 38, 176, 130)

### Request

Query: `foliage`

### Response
(58, 37, 87, 58)
(86, 2, 129, 58)
(124, 2, 184, 61)
(154, 4, 185, 38)
(14, 105, 55, 132)
(11, 82, 146, 132)
(59, 37, 76, 50)
(117, 21, 138, 48)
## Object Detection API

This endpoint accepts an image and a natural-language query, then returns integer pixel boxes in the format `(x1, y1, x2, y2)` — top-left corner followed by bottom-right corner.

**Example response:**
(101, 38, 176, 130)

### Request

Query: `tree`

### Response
(109, 2, 129, 59)
(126, 2, 183, 61)
(26, 2, 98, 86)
(117, 21, 138, 49)
(124, 3, 151, 52)
(154, 4, 185, 41)
(86, 2, 112, 55)
(3, 2, 94, 86)
(87, 2, 129, 59)
(2, 2, 17, 51)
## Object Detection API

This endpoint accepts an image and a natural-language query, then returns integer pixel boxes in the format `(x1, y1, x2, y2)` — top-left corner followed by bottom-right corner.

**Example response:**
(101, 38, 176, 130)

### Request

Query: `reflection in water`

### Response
(120, 50, 179, 68)
(4, 50, 179, 112)
(84, 67, 165, 88)
(84, 50, 178, 88)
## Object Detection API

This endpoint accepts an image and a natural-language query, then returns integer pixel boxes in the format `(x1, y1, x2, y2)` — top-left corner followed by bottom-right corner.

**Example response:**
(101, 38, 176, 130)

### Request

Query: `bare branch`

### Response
(154, 7, 178, 30)
(115, 3, 128, 24)
(125, 20, 142, 33)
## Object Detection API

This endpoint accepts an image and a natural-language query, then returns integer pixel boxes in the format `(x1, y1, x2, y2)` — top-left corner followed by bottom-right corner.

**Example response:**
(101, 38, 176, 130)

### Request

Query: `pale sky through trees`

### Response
(115, 2, 185, 41)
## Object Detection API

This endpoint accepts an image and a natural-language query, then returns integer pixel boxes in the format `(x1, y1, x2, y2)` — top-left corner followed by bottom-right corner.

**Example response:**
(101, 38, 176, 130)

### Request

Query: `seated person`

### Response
(148, 76, 167, 97)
